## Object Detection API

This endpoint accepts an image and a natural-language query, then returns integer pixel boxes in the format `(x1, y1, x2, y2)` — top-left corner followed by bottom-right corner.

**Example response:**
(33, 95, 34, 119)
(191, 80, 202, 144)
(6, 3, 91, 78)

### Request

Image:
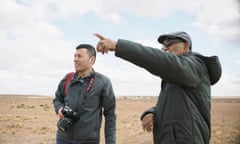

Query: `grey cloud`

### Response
(221, 17, 240, 44)
(238, 0, 240, 11)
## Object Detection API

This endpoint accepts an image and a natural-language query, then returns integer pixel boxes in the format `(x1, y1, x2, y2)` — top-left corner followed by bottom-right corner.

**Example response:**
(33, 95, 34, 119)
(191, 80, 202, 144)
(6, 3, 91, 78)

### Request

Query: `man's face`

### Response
(74, 48, 95, 73)
(162, 39, 190, 56)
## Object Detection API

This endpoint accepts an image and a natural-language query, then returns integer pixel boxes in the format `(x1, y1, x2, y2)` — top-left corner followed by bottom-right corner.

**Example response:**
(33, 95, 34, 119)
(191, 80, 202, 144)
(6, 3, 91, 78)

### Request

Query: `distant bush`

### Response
(40, 104, 50, 111)
(16, 104, 35, 109)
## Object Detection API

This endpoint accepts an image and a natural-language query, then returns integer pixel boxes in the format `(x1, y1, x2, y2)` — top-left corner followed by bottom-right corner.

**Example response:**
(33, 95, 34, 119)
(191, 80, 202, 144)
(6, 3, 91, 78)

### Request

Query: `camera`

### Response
(57, 106, 79, 132)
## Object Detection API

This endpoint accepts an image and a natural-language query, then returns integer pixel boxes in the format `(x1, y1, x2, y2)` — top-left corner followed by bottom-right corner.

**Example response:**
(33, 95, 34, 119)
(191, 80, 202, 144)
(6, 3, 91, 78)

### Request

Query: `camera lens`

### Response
(57, 118, 72, 132)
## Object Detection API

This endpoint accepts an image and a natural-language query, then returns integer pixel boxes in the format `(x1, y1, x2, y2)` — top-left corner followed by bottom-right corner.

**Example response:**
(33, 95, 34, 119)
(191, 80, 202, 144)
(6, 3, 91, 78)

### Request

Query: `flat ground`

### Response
(0, 95, 239, 144)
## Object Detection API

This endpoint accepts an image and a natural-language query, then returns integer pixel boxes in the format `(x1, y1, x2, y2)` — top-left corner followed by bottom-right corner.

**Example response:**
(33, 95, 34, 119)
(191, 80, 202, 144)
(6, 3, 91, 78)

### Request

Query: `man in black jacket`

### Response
(53, 44, 116, 144)
(94, 32, 221, 144)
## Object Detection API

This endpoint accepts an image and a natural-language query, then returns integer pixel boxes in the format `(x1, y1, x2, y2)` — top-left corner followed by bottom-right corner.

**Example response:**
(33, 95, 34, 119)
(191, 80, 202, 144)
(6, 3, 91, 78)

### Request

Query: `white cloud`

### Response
(0, 35, 75, 95)
(237, 60, 240, 65)
(193, 0, 240, 44)
(7, 0, 236, 46)
(0, 0, 239, 96)
(94, 54, 161, 96)
(46, 0, 240, 45)
(0, 0, 76, 95)
(212, 73, 240, 96)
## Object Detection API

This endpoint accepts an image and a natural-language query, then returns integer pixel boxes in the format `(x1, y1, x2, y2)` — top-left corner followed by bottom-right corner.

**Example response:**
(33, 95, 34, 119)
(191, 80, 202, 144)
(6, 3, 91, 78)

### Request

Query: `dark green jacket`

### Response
(53, 71, 116, 144)
(115, 39, 221, 144)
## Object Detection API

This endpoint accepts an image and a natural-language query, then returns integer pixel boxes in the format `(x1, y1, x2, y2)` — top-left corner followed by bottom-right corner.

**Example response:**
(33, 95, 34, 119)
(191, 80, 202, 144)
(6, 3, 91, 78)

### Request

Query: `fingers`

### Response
(142, 114, 154, 133)
(94, 33, 107, 54)
(58, 107, 64, 119)
(142, 122, 153, 132)
(142, 120, 153, 132)
(94, 33, 117, 54)
(96, 42, 105, 54)
(94, 33, 105, 40)
(96, 42, 109, 54)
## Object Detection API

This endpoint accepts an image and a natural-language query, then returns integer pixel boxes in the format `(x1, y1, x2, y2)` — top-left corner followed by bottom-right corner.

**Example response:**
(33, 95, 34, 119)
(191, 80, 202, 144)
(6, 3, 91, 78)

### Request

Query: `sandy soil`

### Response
(0, 95, 239, 144)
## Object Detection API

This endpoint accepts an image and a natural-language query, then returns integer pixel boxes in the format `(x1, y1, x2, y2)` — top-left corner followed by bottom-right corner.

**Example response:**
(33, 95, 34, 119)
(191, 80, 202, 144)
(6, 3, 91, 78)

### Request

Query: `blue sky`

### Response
(0, 0, 239, 96)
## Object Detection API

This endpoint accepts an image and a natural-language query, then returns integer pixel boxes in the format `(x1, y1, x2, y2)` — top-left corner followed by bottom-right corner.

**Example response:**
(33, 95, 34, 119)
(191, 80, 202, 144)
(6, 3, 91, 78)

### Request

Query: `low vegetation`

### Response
(0, 95, 239, 144)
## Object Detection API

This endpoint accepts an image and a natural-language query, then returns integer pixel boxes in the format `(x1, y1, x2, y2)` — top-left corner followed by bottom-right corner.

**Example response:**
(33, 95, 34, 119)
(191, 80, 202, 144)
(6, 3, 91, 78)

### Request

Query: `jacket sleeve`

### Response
(115, 39, 203, 87)
(140, 106, 156, 120)
(53, 75, 67, 114)
(101, 77, 116, 144)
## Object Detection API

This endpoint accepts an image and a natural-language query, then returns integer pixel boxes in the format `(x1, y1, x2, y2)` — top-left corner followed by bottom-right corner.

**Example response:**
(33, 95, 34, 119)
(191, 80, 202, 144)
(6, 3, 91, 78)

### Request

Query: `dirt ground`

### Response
(0, 95, 239, 144)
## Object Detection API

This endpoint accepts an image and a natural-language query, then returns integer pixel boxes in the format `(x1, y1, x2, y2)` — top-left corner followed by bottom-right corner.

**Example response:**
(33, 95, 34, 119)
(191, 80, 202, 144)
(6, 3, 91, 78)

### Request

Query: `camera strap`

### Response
(64, 70, 96, 97)
(85, 70, 96, 93)
(64, 72, 74, 97)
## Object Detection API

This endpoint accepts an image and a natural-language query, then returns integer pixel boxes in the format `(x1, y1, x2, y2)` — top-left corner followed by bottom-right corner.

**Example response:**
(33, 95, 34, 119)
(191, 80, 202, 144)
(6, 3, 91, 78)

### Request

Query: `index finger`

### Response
(94, 33, 106, 40)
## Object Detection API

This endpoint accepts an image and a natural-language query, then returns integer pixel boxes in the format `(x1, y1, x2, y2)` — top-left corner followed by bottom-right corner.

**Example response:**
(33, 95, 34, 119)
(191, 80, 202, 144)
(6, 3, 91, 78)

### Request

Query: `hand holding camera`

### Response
(57, 105, 80, 132)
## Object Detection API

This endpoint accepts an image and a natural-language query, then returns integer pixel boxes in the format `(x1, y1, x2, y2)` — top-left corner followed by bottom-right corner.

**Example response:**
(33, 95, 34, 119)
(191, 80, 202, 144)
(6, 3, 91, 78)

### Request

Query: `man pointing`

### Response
(94, 32, 221, 144)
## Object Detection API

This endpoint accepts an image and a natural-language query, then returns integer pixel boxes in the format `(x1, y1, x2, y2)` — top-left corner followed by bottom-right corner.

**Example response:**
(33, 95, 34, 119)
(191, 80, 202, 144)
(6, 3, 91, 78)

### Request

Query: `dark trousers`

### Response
(57, 138, 72, 144)
(56, 138, 98, 144)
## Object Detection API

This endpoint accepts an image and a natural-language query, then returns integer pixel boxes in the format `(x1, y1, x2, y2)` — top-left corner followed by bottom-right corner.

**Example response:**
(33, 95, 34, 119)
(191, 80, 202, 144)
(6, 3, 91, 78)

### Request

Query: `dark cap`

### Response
(158, 31, 192, 50)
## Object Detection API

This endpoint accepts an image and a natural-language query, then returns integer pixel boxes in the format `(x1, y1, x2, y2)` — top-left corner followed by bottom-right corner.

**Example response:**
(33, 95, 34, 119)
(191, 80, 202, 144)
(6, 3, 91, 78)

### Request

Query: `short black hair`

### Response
(76, 44, 96, 58)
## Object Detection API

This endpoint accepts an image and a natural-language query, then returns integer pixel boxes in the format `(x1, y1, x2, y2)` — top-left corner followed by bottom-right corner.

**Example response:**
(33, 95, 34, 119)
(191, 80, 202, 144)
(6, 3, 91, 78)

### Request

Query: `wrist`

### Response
(111, 41, 117, 51)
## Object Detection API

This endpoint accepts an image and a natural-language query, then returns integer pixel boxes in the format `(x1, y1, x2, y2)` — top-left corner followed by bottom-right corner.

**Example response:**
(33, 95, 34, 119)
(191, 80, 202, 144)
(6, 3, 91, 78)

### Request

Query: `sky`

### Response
(0, 0, 240, 97)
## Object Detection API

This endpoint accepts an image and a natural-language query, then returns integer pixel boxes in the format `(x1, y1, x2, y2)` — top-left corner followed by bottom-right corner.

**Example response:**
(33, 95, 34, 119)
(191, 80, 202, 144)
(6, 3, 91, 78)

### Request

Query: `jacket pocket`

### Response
(74, 117, 97, 139)
(168, 119, 193, 144)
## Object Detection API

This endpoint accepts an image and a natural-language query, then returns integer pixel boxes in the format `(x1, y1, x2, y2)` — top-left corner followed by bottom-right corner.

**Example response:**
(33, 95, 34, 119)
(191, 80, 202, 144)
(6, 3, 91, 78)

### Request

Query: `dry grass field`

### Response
(0, 95, 239, 144)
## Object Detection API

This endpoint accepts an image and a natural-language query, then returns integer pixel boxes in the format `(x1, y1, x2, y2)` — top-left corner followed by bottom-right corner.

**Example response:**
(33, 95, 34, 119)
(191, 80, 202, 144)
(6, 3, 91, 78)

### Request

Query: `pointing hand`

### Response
(94, 33, 117, 54)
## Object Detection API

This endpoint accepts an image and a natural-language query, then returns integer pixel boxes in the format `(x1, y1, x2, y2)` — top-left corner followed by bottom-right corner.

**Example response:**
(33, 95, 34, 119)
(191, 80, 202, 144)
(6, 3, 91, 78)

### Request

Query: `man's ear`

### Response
(90, 56, 96, 64)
